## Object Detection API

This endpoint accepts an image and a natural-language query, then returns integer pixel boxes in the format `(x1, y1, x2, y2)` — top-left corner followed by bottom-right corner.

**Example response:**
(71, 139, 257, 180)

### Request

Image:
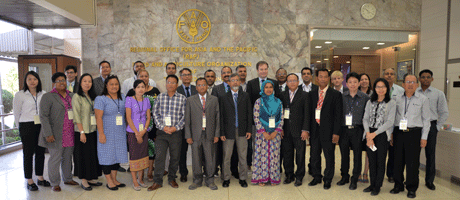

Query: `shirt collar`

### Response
(345, 90, 363, 98)
(289, 88, 298, 95)
(231, 90, 239, 96)
(100, 75, 106, 82)
(320, 86, 328, 93)
(199, 93, 206, 99)
(223, 82, 229, 88)
(258, 77, 266, 82)
(417, 86, 432, 92)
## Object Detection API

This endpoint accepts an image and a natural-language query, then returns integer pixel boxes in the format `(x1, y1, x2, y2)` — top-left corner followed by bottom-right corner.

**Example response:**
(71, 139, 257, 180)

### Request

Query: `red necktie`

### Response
(202, 96, 206, 130)
(316, 90, 324, 124)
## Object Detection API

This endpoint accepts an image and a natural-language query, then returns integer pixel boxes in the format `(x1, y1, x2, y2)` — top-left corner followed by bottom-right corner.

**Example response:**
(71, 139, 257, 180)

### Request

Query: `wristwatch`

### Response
(80, 131, 85, 134)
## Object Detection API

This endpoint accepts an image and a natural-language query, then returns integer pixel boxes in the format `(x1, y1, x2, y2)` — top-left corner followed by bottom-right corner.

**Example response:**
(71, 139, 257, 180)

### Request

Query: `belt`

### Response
(347, 125, 362, 129)
(402, 127, 422, 132)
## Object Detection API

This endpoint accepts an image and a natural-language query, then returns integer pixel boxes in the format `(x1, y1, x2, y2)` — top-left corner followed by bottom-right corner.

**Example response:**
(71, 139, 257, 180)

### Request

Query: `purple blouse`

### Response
(125, 96, 151, 133)
(51, 88, 74, 148)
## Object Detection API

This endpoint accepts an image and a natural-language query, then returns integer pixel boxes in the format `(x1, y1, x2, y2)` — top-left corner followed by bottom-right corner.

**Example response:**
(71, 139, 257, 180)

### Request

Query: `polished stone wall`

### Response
(82, 0, 421, 83)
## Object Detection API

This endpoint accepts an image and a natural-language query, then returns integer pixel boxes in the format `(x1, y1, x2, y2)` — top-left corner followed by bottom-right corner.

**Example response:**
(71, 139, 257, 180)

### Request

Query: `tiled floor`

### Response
(1, 148, 459, 200)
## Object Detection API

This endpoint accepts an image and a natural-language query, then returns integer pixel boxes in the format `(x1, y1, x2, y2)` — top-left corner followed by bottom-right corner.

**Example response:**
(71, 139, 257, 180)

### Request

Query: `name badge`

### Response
(34, 115, 41, 125)
(90, 114, 96, 125)
(370, 145, 377, 151)
(67, 109, 74, 120)
(284, 109, 290, 119)
(139, 124, 144, 131)
(315, 109, 321, 120)
(399, 119, 408, 130)
(345, 113, 353, 126)
(165, 116, 172, 126)
(269, 116, 276, 128)
(116, 114, 123, 126)
(202, 116, 206, 128)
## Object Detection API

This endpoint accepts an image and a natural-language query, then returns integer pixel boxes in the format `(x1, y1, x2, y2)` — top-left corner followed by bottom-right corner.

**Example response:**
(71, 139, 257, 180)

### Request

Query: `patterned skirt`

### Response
(251, 133, 281, 184)
(127, 132, 149, 171)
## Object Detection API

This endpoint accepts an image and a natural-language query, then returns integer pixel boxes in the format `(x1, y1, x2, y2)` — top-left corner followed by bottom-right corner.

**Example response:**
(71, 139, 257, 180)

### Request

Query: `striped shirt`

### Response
(154, 92, 186, 131)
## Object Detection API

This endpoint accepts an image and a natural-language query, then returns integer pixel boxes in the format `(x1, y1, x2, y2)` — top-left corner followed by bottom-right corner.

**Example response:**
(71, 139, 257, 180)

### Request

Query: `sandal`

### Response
(362, 174, 369, 183)
(258, 183, 266, 186)
(147, 174, 154, 182)
(358, 174, 364, 183)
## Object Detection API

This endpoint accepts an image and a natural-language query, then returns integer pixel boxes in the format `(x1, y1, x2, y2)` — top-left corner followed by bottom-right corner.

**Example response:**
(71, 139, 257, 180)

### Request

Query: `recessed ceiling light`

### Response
(377, 42, 385, 45)
(333, 56, 339, 58)
(315, 46, 322, 48)
(316, 61, 321, 63)
(412, 48, 416, 51)
(363, 47, 370, 49)
(346, 61, 350, 63)
(324, 58, 329, 61)
(325, 41, 332, 44)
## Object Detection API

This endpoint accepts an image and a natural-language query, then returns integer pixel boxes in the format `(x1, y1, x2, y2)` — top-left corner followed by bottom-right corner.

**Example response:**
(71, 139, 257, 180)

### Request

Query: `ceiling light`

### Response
(346, 61, 350, 63)
(333, 56, 339, 58)
(363, 47, 370, 49)
(324, 58, 329, 61)
(325, 41, 332, 44)
(316, 61, 321, 63)
(315, 46, 322, 49)
(412, 48, 416, 51)
(377, 42, 385, 45)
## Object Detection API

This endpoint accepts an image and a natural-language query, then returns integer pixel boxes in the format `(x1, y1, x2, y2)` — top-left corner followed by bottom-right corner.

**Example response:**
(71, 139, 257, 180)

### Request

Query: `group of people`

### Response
(13, 60, 448, 199)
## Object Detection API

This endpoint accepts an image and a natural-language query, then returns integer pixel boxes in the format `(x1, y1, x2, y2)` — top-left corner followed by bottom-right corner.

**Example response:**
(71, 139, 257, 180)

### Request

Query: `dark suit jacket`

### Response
(93, 76, 105, 96)
(308, 87, 343, 141)
(246, 78, 281, 107)
(281, 89, 310, 138)
(177, 84, 198, 98)
(220, 90, 252, 139)
(298, 83, 319, 92)
(211, 83, 228, 99)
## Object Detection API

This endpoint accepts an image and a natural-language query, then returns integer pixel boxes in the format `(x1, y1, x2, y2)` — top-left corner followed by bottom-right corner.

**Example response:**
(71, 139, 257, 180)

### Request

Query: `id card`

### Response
(116, 114, 123, 126)
(345, 114, 353, 126)
(202, 116, 206, 128)
(67, 109, 74, 120)
(315, 109, 321, 120)
(399, 119, 408, 130)
(34, 115, 41, 124)
(370, 145, 377, 151)
(90, 114, 96, 125)
(165, 116, 172, 126)
(269, 117, 276, 128)
(284, 109, 290, 119)
(139, 124, 144, 131)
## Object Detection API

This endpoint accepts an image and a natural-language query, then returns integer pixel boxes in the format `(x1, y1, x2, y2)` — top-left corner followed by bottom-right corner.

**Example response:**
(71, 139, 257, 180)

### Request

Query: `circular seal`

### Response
(176, 9, 211, 44)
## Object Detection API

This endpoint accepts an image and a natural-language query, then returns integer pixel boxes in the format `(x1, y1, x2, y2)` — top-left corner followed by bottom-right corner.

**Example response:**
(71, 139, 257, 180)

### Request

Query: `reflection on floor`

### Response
(1, 148, 459, 200)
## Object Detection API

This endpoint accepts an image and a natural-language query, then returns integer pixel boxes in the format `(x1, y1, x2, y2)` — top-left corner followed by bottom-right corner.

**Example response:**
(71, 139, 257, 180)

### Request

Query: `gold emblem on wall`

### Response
(176, 9, 211, 44)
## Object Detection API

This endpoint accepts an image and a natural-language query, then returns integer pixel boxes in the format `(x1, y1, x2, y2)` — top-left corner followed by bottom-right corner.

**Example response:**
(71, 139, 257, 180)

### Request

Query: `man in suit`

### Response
(281, 73, 310, 187)
(185, 78, 220, 190)
(276, 68, 288, 92)
(331, 71, 349, 94)
(300, 67, 319, 93)
(211, 66, 233, 177)
(236, 65, 248, 92)
(176, 68, 198, 182)
(204, 70, 217, 94)
(93, 61, 111, 96)
(220, 73, 252, 188)
(308, 68, 343, 190)
(65, 65, 78, 93)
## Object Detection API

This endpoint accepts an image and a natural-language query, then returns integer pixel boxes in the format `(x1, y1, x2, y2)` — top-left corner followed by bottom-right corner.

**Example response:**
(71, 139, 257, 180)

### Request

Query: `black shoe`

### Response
(426, 182, 436, 190)
(106, 184, 118, 190)
(27, 183, 39, 191)
(363, 186, 373, 192)
(390, 187, 403, 194)
(117, 167, 127, 172)
(336, 178, 349, 186)
(127, 167, 131, 172)
(308, 179, 322, 186)
(180, 176, 187, 183)
(388, 177, 394, 183)
(81, 184, 92, 191)
(222, 180, 230, 188)
(323, 181, 331, 190)
(116, 183, 126, 188)
(371, 188, 380, 196)
(88, 181, 103, 186)
(349, 182, 357, 190)
(37, 179, 51, 187)
(283, 175, 295, 184)
(294, 179, 302, 187)
(232, 172, 239, 179)
(308, 165, 313, 175)
(239, 180, 248, 188)
(407, 191, 416, 198)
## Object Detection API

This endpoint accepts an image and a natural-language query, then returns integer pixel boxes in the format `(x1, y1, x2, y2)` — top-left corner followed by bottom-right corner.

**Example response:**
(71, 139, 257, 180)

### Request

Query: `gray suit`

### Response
(38, 92, 74, 186)
(185, 94, 220, 185)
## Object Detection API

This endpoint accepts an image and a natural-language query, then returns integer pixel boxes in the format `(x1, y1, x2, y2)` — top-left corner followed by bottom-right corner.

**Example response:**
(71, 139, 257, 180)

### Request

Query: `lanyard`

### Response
(31, 93, 38, 114)
(135, 96, 144, 121)
(84, 95, 94, 112)
(108, 94, 120, 113)
(347, 95, 359, 115)
(404, 96, 411, 117)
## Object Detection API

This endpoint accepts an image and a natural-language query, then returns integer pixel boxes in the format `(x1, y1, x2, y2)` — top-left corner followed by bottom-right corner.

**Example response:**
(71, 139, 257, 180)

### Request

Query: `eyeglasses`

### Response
(277, 73, 287, 76)
(230, 79, 239, 82)
(196, 84, 207, 87)
(54, 79, 66, 83)
(404, 81, 416, 85)
(287, 80, 298, 83)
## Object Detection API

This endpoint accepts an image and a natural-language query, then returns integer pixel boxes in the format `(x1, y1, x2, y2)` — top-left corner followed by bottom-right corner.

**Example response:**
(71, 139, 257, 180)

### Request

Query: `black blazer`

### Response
(298, 83, 319, 92)
(308, 87, 343, 141)
(177, 84, 198, 98)
(246, 78, 281, 107)
(211, 83, 229, 99)
(219, 90, 252, 139)
(281, 89, 310, 138)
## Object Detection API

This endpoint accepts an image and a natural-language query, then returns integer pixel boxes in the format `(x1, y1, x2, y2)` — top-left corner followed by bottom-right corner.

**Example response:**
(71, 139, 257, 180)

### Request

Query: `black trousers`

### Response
(19, 122, 45, 179)
(101, 163, 120, 175)
(215, 140, 223, 175)
(282, 128, 306, 180)
(154, 130, 182, 185)
(339, 126, 363, 182)
(179, 131, 189, 176)
(231, 142, 239, 176)
(247, 137, 253, 166)
(310, 125, 336, 181)
(393, 127, 422, 192)
(386, 142, 394, 178)
(367, 128, 388, 189)
(425, 121, 438, 184)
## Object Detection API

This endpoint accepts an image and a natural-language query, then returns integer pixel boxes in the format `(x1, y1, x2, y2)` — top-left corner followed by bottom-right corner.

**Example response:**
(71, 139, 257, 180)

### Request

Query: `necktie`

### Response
(185, 86, 190, 97)
(202, 96, 206, 130)
(290, 91, 294, 103)
(233, 93, 238, 128)
(260, 79, 265, 89)
(280, 85, 283, 91)
(226, 84, 230, 93)
(68, 84, 73, 92)
(316, 90, 325, 124)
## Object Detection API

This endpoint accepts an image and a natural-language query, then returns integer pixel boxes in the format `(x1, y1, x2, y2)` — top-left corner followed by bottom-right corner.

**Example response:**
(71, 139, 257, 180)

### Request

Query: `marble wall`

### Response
(82, 0, 421, 83)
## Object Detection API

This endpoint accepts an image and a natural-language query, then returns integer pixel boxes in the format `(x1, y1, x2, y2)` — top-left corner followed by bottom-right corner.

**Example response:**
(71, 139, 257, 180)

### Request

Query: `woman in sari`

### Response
(252, 80, 284, 186)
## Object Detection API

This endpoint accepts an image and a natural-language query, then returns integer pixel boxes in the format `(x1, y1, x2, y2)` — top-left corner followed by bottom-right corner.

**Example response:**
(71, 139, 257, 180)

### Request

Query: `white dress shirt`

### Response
(13, 90, 46, 125)
(301, 82, 312, 92)
(416, 86, 449, 130)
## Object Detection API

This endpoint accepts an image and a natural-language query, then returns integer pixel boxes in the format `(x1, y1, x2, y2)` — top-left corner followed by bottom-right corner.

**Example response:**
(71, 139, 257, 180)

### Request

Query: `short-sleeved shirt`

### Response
(125, 96, 151, 133)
